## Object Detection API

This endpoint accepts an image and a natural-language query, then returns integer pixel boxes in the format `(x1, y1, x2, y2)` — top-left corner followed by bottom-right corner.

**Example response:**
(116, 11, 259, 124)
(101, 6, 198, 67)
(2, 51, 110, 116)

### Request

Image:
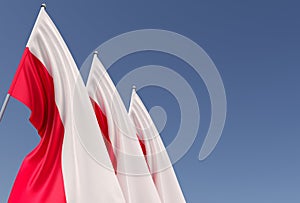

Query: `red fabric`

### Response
(8, 48, 66, 203)
(138, 139, 147, 156)
(90, 98, 117, 173)
(90, 98, 148, 172)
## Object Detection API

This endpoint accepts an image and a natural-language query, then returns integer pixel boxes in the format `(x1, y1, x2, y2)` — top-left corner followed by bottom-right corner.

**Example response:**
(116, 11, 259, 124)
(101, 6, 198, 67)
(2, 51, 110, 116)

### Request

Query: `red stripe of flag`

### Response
(8, 48, 66, 203)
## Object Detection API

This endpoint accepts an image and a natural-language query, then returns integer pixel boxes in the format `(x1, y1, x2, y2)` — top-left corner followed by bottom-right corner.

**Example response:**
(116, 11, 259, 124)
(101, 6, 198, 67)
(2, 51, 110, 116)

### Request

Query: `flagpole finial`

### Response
(93, 51, 98, 55)
(132, 85, 136, 91)
(41, 3, 46, 9)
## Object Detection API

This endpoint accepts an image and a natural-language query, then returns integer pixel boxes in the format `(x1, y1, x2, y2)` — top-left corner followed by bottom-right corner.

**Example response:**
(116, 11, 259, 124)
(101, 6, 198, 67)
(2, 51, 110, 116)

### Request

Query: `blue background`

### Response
(0, 1, 299, 202)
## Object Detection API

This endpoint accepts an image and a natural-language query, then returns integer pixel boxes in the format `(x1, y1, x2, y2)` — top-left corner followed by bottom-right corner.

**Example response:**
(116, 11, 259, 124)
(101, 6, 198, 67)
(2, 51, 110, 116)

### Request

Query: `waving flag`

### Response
(129, 88, 186, 203)
(8, 6, 125, 203)
(86, 53, 161, 203)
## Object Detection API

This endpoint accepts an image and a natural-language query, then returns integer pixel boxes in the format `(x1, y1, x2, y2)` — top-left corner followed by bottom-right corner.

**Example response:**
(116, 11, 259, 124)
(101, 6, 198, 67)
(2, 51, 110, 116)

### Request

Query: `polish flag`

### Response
(129, 88, 186, 203)
(8, 6, 125, 203)
(86, 53, 162, 203)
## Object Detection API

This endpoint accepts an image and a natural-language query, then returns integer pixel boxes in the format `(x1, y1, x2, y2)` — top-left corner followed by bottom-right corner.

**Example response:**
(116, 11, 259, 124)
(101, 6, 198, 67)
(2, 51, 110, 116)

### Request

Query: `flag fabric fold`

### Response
(129, 89, 186, 203)
(8, 7, 125, 203)
(86, 53, 162, 203)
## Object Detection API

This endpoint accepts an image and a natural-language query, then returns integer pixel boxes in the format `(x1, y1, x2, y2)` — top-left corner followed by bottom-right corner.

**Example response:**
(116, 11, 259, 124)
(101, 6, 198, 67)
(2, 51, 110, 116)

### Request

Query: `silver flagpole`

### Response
(0, 4, 47, 122)
(0, 94, 11, 122)
(1, 4, 46, 122)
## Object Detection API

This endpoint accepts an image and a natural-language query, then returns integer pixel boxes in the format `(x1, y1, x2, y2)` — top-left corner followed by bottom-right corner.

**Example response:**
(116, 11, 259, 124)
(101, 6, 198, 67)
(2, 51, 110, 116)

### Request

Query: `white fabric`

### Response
(27, 8, 125, 203)
(129, 89, 186, 203)
(86, 54, 161, 203)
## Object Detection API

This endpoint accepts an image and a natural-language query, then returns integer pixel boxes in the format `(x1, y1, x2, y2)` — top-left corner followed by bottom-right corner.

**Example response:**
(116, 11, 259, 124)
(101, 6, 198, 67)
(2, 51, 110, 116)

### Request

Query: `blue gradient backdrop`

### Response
(0, 1, 299, 202)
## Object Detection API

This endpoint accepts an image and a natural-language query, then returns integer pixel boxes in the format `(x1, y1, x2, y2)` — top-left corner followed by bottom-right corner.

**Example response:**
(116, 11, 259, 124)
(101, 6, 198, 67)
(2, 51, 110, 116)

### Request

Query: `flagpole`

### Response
(0, 94, 11, 122)
(0, 4, 46, 123)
